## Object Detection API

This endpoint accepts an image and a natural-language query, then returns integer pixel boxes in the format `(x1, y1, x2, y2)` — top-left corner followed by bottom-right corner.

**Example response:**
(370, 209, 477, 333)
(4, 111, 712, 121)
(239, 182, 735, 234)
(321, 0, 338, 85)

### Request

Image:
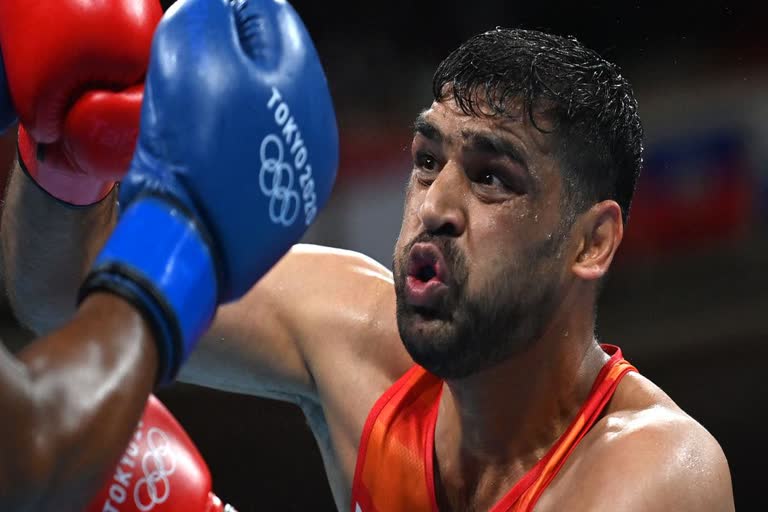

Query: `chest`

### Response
(342, 379, 628, 511)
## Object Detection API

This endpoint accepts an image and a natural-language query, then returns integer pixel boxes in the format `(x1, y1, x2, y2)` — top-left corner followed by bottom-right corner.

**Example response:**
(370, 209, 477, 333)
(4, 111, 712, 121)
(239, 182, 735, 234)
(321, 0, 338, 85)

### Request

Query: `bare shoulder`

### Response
(259, 243, 394, 315)
(548, 372, 735, 511)
(279, 243, 395, 327)
(281, 244, 410, 376)
(288, 243, 393, 278)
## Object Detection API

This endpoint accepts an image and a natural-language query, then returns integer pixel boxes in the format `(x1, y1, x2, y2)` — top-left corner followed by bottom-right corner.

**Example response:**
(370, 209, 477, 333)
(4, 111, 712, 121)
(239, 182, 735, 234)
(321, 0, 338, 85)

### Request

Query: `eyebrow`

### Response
(413, 114, 442, 142)
(412, 114, 531, 176)
(462, 130, 528, 168)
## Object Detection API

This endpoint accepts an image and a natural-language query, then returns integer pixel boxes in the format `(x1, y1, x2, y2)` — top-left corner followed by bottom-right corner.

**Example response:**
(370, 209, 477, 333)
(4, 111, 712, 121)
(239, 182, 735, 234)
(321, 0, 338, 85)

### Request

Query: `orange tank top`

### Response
(351, 344, 636, 512)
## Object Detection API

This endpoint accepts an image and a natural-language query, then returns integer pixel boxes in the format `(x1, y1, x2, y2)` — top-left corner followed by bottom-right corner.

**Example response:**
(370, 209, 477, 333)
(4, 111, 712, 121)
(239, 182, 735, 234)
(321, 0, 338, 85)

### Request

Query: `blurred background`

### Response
(2, 0, 767, 510)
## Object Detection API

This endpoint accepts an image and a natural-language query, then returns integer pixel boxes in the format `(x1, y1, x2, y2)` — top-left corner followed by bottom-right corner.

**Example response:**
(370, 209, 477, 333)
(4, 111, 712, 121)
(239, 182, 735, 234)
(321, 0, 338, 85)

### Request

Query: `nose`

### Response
(418, 163, 467, 237)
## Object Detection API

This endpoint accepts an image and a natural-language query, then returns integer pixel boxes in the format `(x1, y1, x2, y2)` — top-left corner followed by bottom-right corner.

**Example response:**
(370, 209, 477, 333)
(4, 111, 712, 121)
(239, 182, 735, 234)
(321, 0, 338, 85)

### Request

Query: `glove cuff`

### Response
(18, 125, 115, 206)
(80, 196, 218, 385)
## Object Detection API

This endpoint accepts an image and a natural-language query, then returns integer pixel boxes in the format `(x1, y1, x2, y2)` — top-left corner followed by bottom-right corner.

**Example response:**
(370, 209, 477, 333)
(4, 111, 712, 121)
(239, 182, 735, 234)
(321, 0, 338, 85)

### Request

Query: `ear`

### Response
(571, 200, 623, 280)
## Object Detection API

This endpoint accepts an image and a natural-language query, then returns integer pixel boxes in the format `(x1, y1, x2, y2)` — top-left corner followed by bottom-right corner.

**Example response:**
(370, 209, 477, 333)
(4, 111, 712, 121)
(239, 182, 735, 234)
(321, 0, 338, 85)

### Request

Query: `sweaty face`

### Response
(393, 99, 570, 379)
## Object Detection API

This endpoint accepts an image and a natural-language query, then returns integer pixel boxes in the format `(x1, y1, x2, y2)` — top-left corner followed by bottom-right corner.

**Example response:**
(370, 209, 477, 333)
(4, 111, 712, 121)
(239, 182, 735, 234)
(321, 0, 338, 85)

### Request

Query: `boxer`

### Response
(0, 0, 337, 510)
(3, 11, 734, 512)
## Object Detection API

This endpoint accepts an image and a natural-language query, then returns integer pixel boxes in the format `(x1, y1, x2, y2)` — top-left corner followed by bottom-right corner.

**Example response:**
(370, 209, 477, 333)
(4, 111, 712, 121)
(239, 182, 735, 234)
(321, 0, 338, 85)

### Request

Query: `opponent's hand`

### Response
(0, 0, 163, 205)
(85, 395, 237, 512)
(81, 0, 339, 384)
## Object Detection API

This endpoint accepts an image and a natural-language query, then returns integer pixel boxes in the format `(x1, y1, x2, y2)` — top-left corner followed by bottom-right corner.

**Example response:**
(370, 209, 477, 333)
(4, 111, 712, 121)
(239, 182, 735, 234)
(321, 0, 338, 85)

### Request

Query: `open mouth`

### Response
(413, 261, 437, 282)
(407, 243, 448, 284)
(402, 243, 453, 313)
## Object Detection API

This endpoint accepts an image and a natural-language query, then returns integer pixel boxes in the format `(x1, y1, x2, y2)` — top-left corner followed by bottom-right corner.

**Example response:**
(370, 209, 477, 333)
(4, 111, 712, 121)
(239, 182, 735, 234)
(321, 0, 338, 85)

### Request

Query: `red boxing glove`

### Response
(85, 395, 237, 512)
(17, 86, 144, 204)
(0, 0, 162, 205)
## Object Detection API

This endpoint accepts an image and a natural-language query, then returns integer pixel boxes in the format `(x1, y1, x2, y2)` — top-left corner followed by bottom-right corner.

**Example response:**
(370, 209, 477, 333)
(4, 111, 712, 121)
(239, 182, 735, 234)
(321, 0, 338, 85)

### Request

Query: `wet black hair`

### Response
(433, 28, 644, 223)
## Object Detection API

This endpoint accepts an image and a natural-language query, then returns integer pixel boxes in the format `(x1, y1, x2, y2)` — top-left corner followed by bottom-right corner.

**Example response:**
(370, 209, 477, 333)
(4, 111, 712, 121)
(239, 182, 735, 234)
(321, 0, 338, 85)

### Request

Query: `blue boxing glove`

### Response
(0, 48, 17, 133)
(80, 0, 338, 385)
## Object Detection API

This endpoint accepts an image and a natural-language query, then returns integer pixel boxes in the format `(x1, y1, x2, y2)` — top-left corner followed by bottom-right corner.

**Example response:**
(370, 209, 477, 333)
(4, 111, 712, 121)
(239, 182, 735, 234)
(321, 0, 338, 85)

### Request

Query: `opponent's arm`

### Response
(0, 293, 158, 512)
(0, 129, 24, 337)
(1, 166, 117, 334)
(0, 0, 156, 335)
(0, 71, 153, 509)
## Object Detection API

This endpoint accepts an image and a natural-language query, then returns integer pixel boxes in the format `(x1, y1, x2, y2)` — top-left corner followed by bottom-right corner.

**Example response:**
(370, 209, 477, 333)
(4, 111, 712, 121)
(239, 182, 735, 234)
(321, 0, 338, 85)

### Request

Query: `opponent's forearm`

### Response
(0, 293, 157, 512)
(1, 164, 117, 334)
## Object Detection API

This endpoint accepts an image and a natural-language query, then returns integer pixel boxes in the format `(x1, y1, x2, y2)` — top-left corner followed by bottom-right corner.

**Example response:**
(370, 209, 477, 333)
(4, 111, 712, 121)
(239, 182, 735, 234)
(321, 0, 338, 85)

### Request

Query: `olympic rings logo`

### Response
(259, 134, 301, 227)
(134, 427, 177, 511)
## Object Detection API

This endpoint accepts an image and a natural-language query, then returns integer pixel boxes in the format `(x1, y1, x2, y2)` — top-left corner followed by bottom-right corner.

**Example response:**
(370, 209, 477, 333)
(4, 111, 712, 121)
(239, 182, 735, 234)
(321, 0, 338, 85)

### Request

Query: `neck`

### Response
(433, 294, 609, 509)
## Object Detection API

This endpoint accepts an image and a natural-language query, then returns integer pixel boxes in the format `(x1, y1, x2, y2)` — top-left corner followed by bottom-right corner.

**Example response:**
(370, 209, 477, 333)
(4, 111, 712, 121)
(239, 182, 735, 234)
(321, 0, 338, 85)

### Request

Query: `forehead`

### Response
(415, 99, 556, 157)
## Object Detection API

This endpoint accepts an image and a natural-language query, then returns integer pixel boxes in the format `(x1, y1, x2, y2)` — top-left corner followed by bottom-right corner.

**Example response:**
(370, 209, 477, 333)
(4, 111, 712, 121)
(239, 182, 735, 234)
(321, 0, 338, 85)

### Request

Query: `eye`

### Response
(478, 172, 501, 186)
(472, 169, 526, 197)
(475, 171, 507, 189)
(415, 152, 437, 171)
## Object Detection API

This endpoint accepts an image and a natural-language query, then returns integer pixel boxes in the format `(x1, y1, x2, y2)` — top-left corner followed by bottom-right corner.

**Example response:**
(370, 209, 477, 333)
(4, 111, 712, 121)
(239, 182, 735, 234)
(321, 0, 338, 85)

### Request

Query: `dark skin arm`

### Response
(0, 149, 159, 511)
(1, 162, 116, 335)
(0, 292, 158, 512)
